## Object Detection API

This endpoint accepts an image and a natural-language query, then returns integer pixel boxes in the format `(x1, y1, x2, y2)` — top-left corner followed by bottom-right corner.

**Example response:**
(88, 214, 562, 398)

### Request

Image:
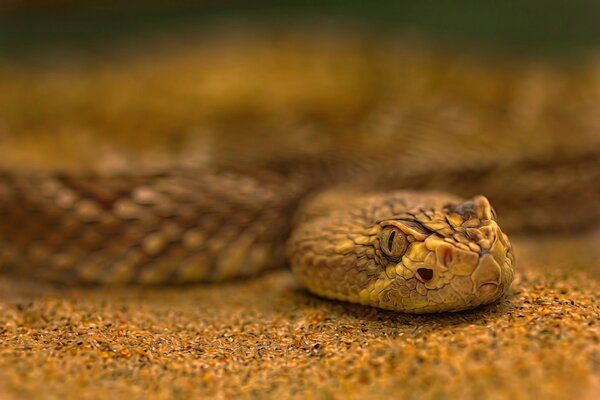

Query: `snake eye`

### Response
(379, 226, 408, 260)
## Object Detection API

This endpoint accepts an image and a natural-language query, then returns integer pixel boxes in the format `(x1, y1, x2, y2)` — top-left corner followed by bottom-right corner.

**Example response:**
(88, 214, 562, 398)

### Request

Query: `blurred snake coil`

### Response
(0, 146, 598, 314)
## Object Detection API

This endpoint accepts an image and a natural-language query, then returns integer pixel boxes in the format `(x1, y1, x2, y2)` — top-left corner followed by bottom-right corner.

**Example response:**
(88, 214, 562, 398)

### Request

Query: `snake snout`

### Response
(472, 254, 503, 301)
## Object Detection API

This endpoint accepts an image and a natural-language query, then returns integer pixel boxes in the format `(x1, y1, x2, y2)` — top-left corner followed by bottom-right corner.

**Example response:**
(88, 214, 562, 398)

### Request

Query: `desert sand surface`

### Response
(0, 231, 598, 400)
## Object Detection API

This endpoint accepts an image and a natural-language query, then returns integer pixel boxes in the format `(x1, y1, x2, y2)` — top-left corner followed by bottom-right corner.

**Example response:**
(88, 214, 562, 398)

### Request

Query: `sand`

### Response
(0, 230, 598, 400)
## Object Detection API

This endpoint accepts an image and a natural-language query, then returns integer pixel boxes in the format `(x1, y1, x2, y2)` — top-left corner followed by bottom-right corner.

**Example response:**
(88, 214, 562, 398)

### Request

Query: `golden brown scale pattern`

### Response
(0, 169, 306, 285)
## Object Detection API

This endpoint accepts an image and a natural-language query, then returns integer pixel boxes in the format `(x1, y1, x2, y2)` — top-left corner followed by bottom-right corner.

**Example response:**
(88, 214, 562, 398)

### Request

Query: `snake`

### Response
(0, 148, 598, 313)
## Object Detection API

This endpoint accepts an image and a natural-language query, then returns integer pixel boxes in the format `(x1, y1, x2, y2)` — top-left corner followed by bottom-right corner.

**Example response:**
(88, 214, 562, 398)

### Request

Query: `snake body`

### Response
(0, 149, 598, 313)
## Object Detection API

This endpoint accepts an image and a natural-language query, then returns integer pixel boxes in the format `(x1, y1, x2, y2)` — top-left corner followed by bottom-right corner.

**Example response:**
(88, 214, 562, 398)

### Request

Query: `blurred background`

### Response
(0, 1, 599, 172)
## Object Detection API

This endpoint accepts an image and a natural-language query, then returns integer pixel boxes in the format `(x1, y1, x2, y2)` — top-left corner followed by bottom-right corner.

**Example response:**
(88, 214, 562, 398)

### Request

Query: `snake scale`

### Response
(0, 148, 598, 313)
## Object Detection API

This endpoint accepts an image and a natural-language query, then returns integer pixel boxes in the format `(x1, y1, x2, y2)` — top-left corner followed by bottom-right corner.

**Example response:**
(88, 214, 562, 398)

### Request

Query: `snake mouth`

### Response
(471, 251, 504, 301)
(477, 281, 500, 297)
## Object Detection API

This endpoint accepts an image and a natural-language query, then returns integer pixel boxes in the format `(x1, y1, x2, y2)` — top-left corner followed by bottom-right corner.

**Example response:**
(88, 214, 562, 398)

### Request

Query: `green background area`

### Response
(2, 0, 600, 55)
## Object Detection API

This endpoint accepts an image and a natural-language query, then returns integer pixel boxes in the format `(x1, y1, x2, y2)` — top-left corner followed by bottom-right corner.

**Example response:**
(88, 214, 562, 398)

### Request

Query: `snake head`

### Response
(371, 195, 515, 313)
(289, 191, 515, 313)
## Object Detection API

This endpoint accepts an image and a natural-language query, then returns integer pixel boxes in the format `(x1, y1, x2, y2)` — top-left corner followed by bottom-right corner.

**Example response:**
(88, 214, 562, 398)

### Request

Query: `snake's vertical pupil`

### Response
(387, 230, 396, 252)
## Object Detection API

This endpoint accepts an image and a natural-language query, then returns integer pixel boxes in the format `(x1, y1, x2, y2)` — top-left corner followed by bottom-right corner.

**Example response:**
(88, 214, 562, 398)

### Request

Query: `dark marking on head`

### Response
(443, 203, 456, 212)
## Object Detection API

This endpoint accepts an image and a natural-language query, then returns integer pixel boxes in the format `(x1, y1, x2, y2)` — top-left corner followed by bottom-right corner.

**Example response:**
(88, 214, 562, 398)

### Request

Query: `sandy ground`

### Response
(0, 230, 598, 400)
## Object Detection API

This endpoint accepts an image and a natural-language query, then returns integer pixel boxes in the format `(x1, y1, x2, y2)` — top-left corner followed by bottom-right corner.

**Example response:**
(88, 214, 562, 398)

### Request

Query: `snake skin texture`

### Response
(0, 169, 306, 284)
(0, 149, 598, 312)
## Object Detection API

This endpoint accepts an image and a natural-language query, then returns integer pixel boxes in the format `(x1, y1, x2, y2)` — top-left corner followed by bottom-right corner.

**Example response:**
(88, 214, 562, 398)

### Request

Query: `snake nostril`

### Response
(417, 268, 434, 281)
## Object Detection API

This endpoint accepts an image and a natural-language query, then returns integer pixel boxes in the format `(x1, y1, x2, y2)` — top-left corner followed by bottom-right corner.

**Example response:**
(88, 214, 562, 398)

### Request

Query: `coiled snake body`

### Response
(0, 150, 598, 313)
